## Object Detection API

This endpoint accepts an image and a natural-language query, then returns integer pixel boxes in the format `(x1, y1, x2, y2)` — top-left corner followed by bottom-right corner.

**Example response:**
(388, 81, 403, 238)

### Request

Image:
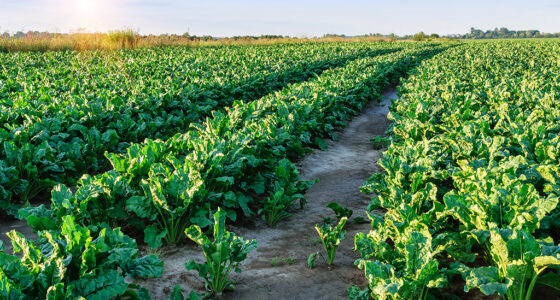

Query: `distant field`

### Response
(0, 31, 404, 52)
(2, 40, 560, 300)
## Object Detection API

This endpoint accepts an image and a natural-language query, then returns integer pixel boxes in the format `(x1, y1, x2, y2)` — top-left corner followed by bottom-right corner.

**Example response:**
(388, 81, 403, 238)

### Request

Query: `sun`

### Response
(73, 0, 99, 31)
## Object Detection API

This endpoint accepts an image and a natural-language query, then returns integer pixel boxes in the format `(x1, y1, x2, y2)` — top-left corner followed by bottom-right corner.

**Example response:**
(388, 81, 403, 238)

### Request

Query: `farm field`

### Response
(0, 42, 399, 213)
(1, 39, 560, 300)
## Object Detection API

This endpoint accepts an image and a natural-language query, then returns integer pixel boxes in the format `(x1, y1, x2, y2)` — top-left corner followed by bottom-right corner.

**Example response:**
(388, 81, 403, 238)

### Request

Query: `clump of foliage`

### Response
(370, 135, 390, 150)
(184, 208, 257, 295)
(167, 286, 201, 300)
(308, 217, 348, 268)
(0, 215, 163, 299)
(326, 202, 353, 220)
(260, 159, 314, 227)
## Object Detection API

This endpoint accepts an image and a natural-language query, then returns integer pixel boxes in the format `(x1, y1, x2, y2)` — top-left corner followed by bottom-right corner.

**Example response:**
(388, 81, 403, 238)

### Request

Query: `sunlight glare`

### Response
(78, 0, 95, 11)
(74, 0, 100, 31)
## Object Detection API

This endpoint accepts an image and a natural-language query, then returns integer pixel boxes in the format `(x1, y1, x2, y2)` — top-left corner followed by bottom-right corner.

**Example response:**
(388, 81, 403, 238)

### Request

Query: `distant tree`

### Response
(430, 33, 440, 39)
(323, 33, 346, 38)
(412, 32, 427, 41)
(260, 35, 285, 39)
(528, 30, 540, 38)
(467, 27, 481, 39)
(458, 27, 552, 39)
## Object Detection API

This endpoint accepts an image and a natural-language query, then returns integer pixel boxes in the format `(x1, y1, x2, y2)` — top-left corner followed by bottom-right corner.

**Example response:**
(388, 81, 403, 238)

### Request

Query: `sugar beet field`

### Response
(1, 40, 560, 299)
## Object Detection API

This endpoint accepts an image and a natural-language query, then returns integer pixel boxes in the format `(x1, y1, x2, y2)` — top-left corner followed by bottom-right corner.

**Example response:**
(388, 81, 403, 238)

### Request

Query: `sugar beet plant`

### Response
(184, 208, 257, 295)
(259, 158, 314, 227)
(354, 40, 560, 299)
(308, 216, 348, 268)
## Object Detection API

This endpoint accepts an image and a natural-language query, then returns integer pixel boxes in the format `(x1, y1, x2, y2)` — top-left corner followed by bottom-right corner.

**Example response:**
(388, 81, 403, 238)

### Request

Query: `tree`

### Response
(412, 32, 427, 41)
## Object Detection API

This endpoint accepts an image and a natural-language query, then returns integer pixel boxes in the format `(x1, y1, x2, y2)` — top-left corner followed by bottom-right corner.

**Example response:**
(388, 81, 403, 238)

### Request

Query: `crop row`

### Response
(0, 43, 400, 213)
(353, 40, 560, 299)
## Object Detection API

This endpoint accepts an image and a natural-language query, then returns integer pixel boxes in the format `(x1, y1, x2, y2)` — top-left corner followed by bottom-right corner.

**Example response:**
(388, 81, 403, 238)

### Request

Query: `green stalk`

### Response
(422, 286, 429, 300)
(525, 267, 546, 300)
(221, 262, 234, 292)
(212, 242, 225, 293)
(168, 215, 177, 243)
(518, 269, 527, 300)
(321, 239, 333, 264)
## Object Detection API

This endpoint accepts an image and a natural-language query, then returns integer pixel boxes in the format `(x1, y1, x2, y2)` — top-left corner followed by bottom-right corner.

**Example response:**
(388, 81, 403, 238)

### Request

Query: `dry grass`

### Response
(0, 32, 140, 52)
(0, 31, 402, 53)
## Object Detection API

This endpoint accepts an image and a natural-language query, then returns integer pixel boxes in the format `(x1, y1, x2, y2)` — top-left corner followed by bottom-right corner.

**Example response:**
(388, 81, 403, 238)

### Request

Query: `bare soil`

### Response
(135, 87, 397, 299)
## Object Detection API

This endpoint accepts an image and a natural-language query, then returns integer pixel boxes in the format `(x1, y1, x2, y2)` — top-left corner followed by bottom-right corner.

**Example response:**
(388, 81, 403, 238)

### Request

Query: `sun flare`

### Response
(78, 0, 96, 11)
(73, 0, 100, 31)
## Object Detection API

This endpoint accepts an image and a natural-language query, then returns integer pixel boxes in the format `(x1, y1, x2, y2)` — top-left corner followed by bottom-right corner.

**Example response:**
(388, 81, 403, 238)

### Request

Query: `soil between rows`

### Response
(135, 86, 397, 299)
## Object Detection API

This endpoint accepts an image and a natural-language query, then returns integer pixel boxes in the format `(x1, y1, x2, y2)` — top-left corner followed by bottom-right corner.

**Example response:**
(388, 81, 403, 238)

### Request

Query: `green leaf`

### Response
(463, 267, 511, 296)
(0, 251, 35, 290)
(118, 283, 152, 300)
(347, 284, 369, 300)
(123, 255, 164, 279)
(313, 137, 328, 150)
(144, 225, 167, 249)
(534, 255, 560, 268)
(307, 252, 319, 268)
(46, 283, 73, 300)
(168, 285, 185, 300)
(101, 129, 120, 147)
(184, 225, 209, 247)
(184, 260, 208, 278)
(251, 174, 266, 194)
(73, 270, 128, 300)
(167, 285, 200, 300)
(326, 202, 353, 220)
(51, 185, 74, 207)
(537, 271, 560, 291)
(126, 196, 155, 219)
(18, 205, 56, 231)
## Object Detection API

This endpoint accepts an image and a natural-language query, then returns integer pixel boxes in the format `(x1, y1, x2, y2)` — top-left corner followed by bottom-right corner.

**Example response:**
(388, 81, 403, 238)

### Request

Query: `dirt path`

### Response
(139, 86, 397, 299)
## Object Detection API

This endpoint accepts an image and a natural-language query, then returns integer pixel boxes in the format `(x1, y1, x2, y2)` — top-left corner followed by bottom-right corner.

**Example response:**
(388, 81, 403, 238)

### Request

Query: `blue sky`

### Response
(1, 0, 559, 36)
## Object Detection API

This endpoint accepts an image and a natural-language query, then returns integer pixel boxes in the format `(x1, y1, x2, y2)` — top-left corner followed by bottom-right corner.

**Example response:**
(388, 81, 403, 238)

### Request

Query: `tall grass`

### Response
(0, 30, 401, 53)
(107, 28, 139, 48)
(0, 30, 142, 52)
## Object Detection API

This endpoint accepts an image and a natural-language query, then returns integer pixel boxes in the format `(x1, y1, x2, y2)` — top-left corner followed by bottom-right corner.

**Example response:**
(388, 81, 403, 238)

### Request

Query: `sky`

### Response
(1, 0, 559, 37)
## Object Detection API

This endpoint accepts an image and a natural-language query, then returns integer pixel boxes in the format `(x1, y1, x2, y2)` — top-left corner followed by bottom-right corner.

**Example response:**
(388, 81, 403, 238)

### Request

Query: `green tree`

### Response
(412, 32, 427, 41)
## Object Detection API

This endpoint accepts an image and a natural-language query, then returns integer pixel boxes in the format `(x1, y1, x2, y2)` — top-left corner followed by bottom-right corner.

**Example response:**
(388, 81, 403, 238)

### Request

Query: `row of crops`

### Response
(0, 43, 398, 214)
(352, 40, 560, 299)
(1, 42, 446, 298)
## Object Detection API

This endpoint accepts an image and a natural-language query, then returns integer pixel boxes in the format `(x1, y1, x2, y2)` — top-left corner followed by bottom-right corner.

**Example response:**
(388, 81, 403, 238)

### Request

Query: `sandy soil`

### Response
(135, 87, 397, 300)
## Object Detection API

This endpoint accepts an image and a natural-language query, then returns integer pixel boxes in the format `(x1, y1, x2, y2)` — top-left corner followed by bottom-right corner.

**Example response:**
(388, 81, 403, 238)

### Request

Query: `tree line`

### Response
(461, 27, 560, 39)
